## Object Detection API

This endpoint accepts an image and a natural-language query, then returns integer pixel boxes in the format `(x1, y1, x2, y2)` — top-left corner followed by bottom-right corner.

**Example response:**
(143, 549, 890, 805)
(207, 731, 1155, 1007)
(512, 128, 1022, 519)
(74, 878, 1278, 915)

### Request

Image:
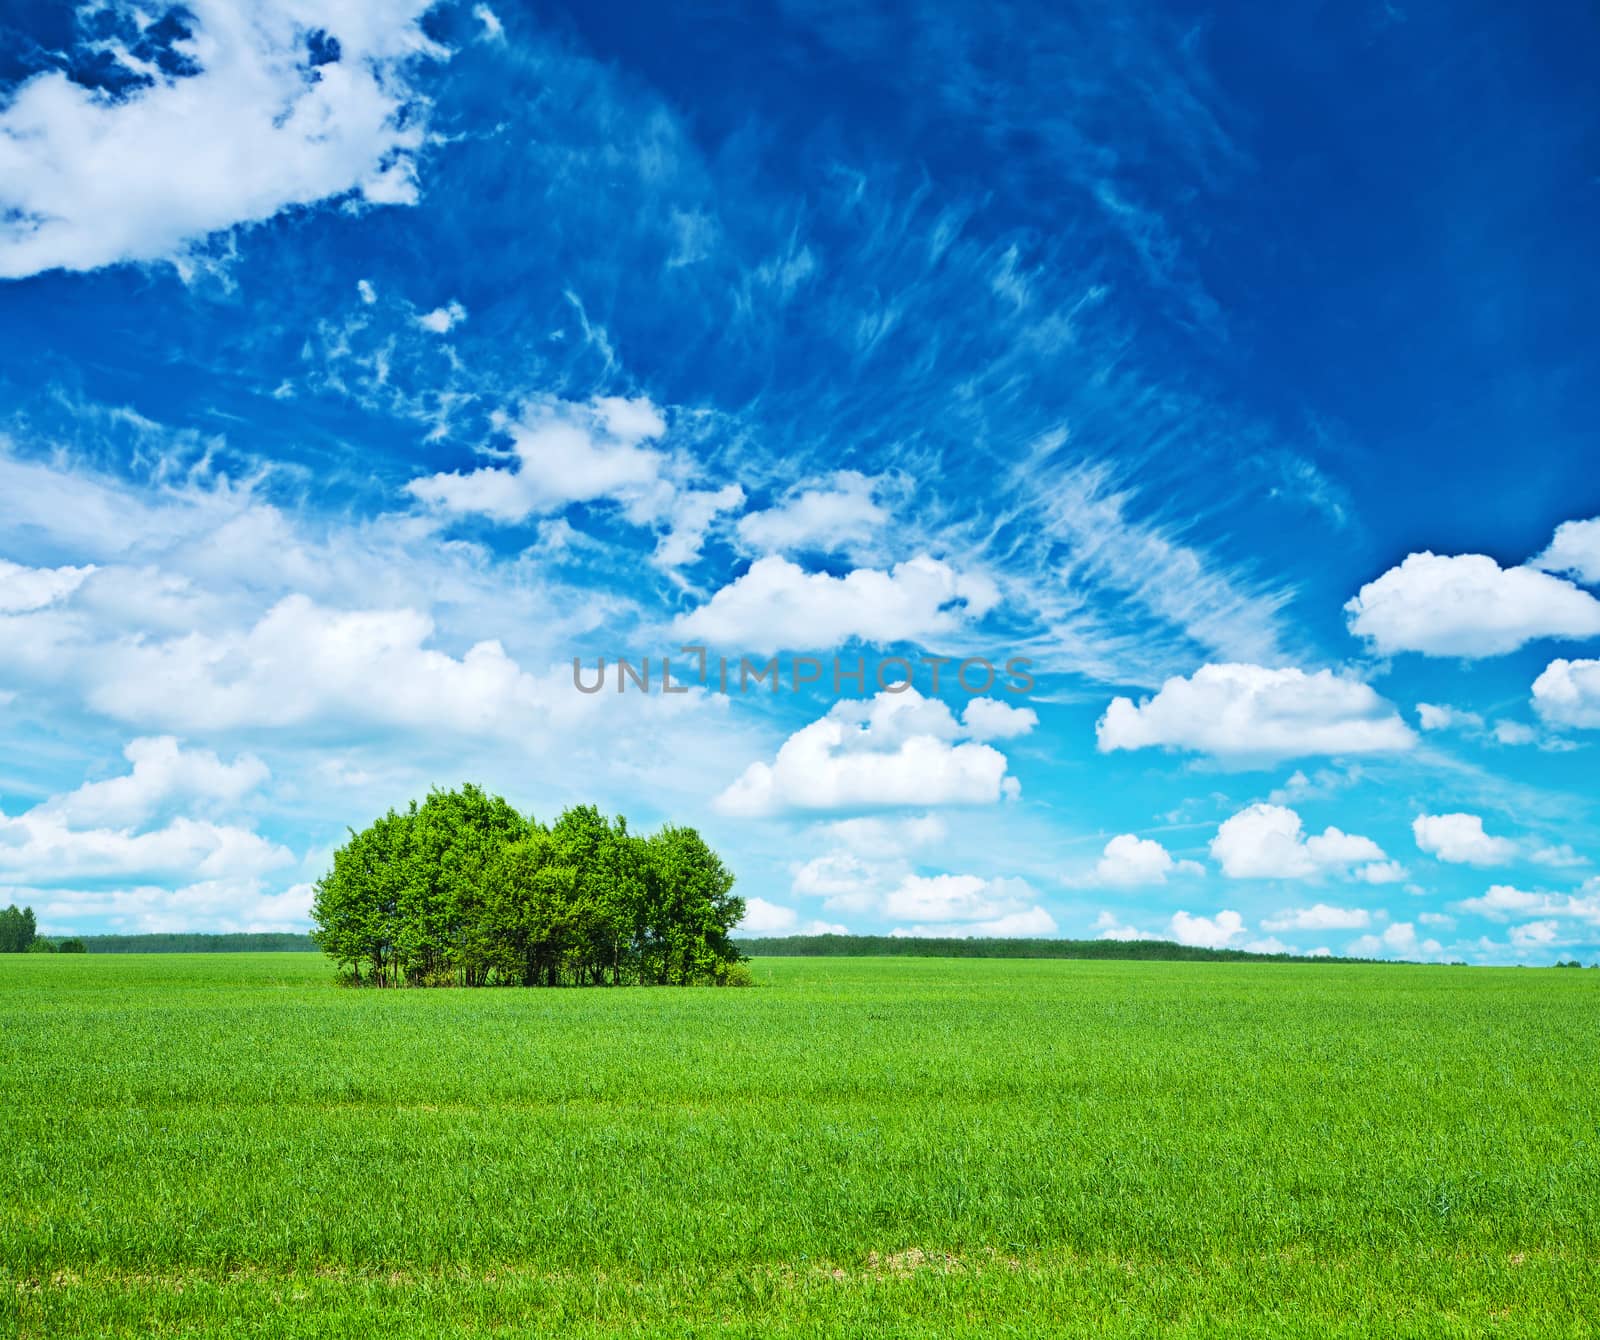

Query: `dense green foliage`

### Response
(735, 934, 1378, 962)
(311, 786, 745, 987)
(74, 932, 319, 953)
(3, 953, 1597, 1338)
(0, 903, 37, 953)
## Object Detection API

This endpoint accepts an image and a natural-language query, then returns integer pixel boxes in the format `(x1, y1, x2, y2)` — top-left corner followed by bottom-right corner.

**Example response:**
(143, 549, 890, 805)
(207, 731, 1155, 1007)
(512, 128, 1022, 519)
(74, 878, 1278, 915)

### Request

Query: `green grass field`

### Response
(4, 953, 1598, 1337)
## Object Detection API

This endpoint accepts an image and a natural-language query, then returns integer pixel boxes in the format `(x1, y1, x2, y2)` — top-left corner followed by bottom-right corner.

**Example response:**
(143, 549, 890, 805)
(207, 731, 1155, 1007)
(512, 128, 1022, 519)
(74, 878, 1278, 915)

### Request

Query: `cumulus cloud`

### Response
(40, 737, 268, 827)
(713, 688, 1020, 816)
(735, 471, 889, 555)
(1416, 702, 1542, 747)
(80, 594, 568, 735)
(1532, 516, 1600, 587)
(883, 873, 1038, 924)
(1454, 882, 1600, 923)
(407, 394, 744, 571)
(960, 697, 1038, 741)
(1260, 903, 1372, 931)
(892, 907, 1059, 938)
(1416, 703, 1484, 733)
(0, 807, 290, 884)
(407, 394, 669, 522)
(1411, 812, 1519, 866)
(1096, 663, 1415, 764)
(1508, 919, 1570, 950)
(27, 877, 312, 935)
(1069, 834, 1204, 888)
(652, 484, 747, 570)
(809, 814, 947, 859)
(1348, 922, 1442, 960)
(0, 0, 445, 278)
(1169, 909, 1247, 949)
(1345, 553, 1600, 657)
(1092, 907, 1288, 953)
(1532, 658, 1600, 729)
(736, 897, 848, 936)
(415, 301, 466, 334)
(0, 558, 96, 613)
(677, 554, 999, 653)
(1210, 803, 1397, 882)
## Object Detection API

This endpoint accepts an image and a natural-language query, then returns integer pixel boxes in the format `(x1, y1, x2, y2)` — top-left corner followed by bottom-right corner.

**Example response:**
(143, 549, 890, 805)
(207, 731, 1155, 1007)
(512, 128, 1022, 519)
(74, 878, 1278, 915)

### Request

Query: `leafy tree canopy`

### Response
(311, 786, 746, 987)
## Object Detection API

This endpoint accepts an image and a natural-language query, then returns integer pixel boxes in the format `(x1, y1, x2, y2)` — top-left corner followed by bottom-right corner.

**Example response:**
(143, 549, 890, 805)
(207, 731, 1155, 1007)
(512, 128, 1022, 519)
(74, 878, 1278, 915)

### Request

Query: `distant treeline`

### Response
(1, 903, 85, 954)
(70, 933, 320, 954)
(734, 934, 1374, 963)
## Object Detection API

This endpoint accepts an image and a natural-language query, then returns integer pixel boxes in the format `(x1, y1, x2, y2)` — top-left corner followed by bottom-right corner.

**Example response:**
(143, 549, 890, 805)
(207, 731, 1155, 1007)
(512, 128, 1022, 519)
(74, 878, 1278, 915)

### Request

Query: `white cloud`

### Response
(41, 737, 268, 827)
(472, 4, 505, 41)
(1416, 702, 1484, 732)
(883, 873, 1036, 923)
(1069, 833, 1204, 888)
(1096, 663, 1415, 764)
(892, 906, 1058, 939)
(0, 0, 445, 278)
(416, 301, 466, 334)
(1508, 919, 1568, 950)
(734, 471, 889, 555)
(1454, 883, 1600, 923)
(960, 697, 1038, 742)
(407, 394, 669, 522)
(1418, 912, 1456, 930)
(735, 897, 847, 936)
(713, 688, 1020, 817)
(0, 558, 96, 613)
(1267, 764, 1364, 806)
(1093, 906, 1292, 952)
(81, 594, 568, 735)
(1530, 844, 1587, 869)
(1416, 702, 1541, 747)
(1348, 922, 1442, 959)
(357, 279, 377, 304)
(1412, 813, 1518, 867)
(1492, 720, 1538, 746)
(809, 814, 946, 859)
(1261, 903, 1372, 931)
(652, 483, 746, 570)
(1532, 658, 1600, 729)
(28, 877, 312, 935)
(677, 554, 999, 653)
(1210, 803, 1393, 881)
(1532, 516, 1600, 587)
(1092, 910, 1164, 941)
(407, 394, 740, 571)
(1169, 908, 1246, 948)
(791, 850, 887, 901)
(1345, 552, 1600, 657)
(1352, 860, 1408, 884)
(0, 808, 290, 884)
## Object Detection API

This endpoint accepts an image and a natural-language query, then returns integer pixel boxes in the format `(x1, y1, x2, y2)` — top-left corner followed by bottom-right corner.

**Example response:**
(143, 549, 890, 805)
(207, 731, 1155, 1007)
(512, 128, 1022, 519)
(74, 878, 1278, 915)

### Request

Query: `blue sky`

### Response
(2, 0, 1599, 961)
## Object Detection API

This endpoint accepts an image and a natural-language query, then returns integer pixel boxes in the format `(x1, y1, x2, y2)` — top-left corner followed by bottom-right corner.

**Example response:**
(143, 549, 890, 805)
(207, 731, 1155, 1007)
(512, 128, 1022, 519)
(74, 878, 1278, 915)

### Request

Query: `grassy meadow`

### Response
(3, 952, 1598, 1337)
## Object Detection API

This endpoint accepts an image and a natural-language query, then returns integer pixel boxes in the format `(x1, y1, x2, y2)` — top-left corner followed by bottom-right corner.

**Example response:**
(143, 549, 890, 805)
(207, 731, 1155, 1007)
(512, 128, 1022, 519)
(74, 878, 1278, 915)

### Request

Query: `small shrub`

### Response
(58, 939, 87, 954)
(721, 962, 756, 988)
(26, 938, 57, 954)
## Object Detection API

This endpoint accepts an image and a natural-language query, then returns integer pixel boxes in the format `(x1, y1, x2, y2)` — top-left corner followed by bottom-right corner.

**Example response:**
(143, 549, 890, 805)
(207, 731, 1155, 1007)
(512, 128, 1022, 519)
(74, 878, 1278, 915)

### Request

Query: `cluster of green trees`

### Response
(0, 905, 85, 954)
(311, 785, 748, 987)
(0, 904, 37, 953)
